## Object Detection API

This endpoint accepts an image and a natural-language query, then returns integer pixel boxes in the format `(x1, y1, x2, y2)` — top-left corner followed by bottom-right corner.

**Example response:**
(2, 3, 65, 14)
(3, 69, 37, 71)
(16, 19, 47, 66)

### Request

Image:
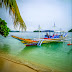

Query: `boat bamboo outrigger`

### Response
(11, 30, 70, 46)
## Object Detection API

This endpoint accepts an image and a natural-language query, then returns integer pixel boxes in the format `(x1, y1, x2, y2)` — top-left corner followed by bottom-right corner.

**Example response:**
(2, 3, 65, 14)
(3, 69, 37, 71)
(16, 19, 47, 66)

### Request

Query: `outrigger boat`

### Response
(11, 30, 69, 46)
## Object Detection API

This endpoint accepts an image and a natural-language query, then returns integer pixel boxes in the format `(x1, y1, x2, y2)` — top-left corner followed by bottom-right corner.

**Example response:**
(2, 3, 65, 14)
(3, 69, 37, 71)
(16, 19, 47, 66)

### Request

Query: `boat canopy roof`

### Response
(41, 30, 66, 33)
(54, 30, 65, 32)
(41, 30, 54, 32)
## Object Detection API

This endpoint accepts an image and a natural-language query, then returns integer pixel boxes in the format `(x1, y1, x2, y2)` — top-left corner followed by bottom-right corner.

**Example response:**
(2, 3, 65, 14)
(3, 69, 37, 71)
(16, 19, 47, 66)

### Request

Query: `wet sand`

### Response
(0, 57, 37, 72)
(0, 56, 61, 72)
(0, 52, 60, 72)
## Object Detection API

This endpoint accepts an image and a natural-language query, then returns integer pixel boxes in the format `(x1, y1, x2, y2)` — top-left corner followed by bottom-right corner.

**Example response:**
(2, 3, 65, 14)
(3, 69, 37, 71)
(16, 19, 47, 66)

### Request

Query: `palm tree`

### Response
(0, 0, 26, 31)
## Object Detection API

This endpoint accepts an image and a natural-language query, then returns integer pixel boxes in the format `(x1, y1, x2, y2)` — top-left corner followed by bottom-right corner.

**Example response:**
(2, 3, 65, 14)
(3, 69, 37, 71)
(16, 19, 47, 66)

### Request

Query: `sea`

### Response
(0, 32, 72, 72)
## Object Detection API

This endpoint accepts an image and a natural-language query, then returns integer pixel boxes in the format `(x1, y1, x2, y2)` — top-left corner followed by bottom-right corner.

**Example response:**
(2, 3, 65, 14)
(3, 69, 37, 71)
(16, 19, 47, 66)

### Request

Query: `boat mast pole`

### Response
(54, 22, 56, 34)
(39, 25, 40, 40)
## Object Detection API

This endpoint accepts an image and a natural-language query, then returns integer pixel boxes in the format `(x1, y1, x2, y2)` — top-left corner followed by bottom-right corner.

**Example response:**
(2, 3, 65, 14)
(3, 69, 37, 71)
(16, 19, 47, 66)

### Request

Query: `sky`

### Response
(0, 0, 72, 31)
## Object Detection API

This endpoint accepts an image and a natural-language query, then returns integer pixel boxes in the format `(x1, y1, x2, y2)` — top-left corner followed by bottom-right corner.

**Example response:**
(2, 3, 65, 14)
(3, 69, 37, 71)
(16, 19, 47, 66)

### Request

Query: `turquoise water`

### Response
(0, 32, 72, 72)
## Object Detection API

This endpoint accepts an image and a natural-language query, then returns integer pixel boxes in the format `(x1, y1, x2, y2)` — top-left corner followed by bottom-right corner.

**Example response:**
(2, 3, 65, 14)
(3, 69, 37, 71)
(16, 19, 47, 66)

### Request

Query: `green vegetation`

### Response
(68, 29, 72, 32)
(0, 18, 10, 37)
(33, 30, 41, 32)
(9, 30, 20, 32)
(0, 0, 26, 31)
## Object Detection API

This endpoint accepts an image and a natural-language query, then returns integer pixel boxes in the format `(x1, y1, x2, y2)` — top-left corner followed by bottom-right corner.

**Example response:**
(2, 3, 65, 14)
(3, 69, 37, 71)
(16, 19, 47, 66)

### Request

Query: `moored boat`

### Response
(11, 30, 68, 46)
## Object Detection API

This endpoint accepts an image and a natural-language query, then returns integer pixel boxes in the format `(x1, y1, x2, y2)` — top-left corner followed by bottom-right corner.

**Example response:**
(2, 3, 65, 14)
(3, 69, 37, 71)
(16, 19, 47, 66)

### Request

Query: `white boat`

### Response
(34, 30, 68, 46)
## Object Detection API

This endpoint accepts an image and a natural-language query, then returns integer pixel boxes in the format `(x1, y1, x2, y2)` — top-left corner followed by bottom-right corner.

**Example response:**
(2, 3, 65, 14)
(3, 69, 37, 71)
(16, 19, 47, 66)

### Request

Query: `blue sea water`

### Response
(0, 32, 72, 72)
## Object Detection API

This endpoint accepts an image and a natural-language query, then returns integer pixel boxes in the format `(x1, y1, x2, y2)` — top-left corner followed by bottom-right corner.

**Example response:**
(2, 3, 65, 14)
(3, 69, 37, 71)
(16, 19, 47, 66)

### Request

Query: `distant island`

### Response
(33, 30, 54, 32)
(68, 29, 72, 32)
(9, 31, 20, 32)
(33, 30, 41, 32)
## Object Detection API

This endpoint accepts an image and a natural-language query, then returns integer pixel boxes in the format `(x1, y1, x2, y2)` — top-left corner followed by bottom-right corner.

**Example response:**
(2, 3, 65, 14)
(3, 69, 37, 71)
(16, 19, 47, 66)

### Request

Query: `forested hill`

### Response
(68, 29, 72, 32)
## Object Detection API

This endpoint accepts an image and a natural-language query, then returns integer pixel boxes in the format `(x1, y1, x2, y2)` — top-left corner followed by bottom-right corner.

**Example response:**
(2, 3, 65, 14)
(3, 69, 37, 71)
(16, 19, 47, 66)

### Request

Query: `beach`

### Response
(0, 32, 72, 72)
(0, 52, 61, 72)
(0, 53, 53, 72)
(0, 56, 37, 72)
(0, 0, 72, 72)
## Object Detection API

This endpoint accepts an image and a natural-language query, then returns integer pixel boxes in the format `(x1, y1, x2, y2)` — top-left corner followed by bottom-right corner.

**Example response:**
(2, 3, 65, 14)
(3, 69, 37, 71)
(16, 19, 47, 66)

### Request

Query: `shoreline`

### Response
(0, 57, 37, 72)
(0, 52, 60, 72)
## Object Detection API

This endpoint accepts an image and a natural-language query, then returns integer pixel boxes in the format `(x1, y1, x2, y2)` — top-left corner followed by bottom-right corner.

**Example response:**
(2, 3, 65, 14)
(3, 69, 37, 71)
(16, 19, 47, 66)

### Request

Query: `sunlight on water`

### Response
(0, 32, 72, 72)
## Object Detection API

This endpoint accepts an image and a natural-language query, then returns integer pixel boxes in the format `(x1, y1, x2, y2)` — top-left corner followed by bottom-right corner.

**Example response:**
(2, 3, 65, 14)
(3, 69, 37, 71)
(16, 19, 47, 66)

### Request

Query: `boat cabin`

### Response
(43, 30, 67, 39)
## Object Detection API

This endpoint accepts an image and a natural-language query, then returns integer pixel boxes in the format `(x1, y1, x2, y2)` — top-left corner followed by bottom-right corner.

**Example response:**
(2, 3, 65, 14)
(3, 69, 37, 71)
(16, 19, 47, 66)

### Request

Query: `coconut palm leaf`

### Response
(0, 0, 26, 31)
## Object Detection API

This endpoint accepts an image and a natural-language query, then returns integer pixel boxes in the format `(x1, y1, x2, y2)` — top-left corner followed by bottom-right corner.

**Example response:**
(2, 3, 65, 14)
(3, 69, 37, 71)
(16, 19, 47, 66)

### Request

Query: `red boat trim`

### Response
(67, 44, 72, 45)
